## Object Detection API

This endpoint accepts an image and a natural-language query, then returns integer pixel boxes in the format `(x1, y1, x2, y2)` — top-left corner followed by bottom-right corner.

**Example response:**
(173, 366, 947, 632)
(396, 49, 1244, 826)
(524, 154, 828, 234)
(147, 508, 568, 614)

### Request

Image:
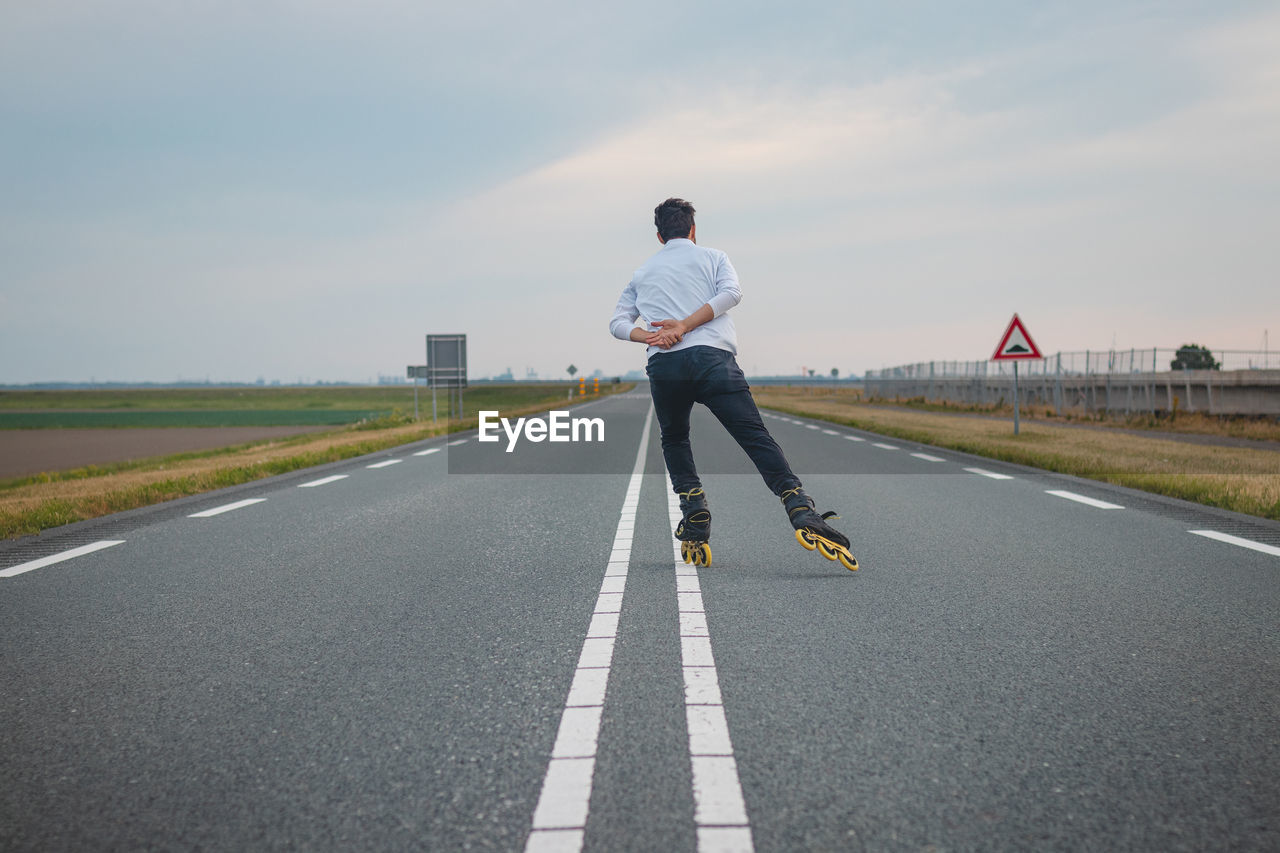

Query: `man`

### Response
(609, 198, 857, 571)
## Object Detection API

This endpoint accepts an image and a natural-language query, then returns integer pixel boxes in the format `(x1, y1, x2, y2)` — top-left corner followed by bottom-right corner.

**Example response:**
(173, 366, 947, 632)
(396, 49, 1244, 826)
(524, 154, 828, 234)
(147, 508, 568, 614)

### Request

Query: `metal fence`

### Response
(864, 349, 1280, 416)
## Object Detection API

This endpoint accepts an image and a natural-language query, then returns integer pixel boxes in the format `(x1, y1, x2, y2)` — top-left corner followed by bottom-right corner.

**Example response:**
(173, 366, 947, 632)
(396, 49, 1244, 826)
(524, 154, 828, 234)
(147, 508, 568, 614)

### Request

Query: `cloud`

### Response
(3, 3, 1276, 382)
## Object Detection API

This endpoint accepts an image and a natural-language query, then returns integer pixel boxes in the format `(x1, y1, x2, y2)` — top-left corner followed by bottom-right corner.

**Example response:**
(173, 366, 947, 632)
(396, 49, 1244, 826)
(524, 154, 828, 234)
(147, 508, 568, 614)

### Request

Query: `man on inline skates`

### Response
(608, 198, 857, 571)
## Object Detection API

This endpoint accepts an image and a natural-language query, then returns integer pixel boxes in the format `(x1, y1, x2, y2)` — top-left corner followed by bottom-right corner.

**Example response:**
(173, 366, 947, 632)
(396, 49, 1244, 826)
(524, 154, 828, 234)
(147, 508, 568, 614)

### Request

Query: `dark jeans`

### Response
(646, 346, 801, 496)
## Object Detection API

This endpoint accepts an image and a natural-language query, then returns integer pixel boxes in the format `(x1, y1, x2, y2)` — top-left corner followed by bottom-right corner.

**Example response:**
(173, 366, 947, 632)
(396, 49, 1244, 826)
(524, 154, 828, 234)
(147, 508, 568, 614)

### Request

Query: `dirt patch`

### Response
(0, 426, 334, 478)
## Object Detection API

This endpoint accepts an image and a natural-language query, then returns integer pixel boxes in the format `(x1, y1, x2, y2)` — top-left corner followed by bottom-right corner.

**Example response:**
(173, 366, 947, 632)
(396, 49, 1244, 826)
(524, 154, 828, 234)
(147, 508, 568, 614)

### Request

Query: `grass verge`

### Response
(2, 387, 631, 539)
(754, 387, 1280, 521)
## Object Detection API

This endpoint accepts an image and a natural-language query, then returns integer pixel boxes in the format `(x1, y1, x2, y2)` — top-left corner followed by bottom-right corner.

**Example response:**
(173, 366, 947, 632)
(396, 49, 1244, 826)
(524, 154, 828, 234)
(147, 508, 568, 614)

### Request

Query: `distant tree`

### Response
(831, 367, 839, 379)
(1171, 344, 1220, 371)
(807, 369, 815, 378)
(567, 364, 578, 378)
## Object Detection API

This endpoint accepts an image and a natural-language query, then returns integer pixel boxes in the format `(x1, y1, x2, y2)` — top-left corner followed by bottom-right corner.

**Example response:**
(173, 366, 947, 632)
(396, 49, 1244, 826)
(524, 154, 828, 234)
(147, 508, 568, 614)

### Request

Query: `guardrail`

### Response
(865, 350, 1280, 416)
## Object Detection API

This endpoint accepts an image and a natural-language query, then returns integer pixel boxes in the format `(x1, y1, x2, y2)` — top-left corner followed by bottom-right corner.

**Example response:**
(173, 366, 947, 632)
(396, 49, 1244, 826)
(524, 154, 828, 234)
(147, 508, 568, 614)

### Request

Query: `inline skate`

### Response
(675, 487, 712, 567)
(781, 487, 858, 571)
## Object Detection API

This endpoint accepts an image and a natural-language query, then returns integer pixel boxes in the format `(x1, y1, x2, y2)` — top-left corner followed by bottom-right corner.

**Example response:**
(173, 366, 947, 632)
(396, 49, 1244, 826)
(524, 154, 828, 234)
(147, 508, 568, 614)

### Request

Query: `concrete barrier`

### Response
(865, 369, 1280, 416)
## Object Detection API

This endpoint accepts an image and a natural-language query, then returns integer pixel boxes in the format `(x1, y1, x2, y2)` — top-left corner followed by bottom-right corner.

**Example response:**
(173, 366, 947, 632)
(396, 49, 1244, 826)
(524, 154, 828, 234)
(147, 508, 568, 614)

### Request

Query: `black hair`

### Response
(654, 198, 696, 241)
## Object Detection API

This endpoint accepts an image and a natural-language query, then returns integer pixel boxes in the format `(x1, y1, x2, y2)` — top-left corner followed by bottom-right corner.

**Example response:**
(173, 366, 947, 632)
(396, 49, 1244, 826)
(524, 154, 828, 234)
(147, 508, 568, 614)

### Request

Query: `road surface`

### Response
(2, 391, 1277, 851)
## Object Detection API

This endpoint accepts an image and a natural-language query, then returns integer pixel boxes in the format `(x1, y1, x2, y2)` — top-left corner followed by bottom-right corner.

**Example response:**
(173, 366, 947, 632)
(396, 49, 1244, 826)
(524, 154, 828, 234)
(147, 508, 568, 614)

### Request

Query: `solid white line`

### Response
(911, 453, 945, 462)
(367, 459, 402, 469)
(965, 468, 1013, 480)
(298, 474, 349, 488)
(526, 403, 653, 852)
(1045, 490, 1123, 510)
(188, 498, 266, 518)
(872, 443, 898, 450)
(666, 489, 754, 851)
(690, 757, 750, 824)
(530, 758, 594, 830)
(0, 540, 126, 579)
(1188, 530, 1280, 557)
(413, 447, 442, 456)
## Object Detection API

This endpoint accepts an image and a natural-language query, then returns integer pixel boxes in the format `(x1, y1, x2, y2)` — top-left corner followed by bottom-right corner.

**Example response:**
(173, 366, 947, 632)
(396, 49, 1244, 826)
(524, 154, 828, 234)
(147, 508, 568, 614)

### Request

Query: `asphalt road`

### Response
(2, 390, 1277, 851)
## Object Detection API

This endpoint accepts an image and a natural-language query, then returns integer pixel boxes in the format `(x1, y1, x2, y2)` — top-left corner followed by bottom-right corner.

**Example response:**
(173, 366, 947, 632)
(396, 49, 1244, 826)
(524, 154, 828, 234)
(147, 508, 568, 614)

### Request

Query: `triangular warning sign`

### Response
(992, 313, 1043, 360)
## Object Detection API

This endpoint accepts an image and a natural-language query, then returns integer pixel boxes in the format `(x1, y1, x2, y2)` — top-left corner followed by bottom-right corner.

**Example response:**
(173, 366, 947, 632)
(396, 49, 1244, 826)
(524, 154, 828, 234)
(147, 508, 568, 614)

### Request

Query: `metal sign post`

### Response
(991, 314, 1043, 436)
(407, 365, 428, 420)
(1013, 361, 1020, 435)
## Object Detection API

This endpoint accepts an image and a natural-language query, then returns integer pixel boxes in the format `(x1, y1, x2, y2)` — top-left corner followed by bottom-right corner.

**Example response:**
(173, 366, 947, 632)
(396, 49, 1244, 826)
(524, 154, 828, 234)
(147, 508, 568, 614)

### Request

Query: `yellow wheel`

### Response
(699, 544, 712, 567)
(795, 529, 817, 551)
(816, 540, 839, 561)
(837, 552, 858, 571)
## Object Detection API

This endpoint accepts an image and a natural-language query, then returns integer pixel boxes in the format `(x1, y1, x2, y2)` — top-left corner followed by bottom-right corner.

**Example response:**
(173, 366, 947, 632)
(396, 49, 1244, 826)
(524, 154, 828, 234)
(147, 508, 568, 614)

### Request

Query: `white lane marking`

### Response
(0, 540, 126, 579)
(1045, 490, 1123, 510)
(188, 498, 266, 518)
(447, 439, 468, 446)
(843, 435, 865, 442)
(526, 404, 653, 852)
(530, 758, 594, 834)
(367, 459, 402, 469)
(413, 447, 442, 456)
(872, 443, 898, 450)
(1188, 530, 1280, 557)
(821, 429, 840, 436)
(965, 468, 1013, 480)
(911, 453, 945, 462)
(699, 827, 755, 852)
(804, 424, 820, 431)
(667, 490, 754, 851)
(298, 475, 349, 488)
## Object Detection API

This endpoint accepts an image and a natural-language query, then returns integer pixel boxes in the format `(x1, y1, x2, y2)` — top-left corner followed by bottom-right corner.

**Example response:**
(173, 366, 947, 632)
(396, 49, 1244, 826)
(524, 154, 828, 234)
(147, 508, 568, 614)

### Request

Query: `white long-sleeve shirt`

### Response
(609, 238, 742, 357)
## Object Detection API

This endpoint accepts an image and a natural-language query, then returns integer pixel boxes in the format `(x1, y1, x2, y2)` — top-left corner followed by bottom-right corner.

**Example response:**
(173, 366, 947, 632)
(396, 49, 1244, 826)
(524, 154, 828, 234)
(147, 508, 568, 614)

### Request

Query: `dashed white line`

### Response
(821, 429, 840, 436)
(0, 540, 126, 579)
(872, 442, 899, 450)
(447, 439, 468, 446)
(1188, 530, 1280, 557)
(843, 435, 865, 442)
(804, 424, 820, 431)
(526, 405, 653, 853)
(965, 468, 1013, 480)
(413, 447, 442, 456)
(298, 475, 349, 488)
(1045, 490, 1123, 510)
(911, 453, 945, 462)
(667, 490, 754, 852)
(366, 459, 402, 469)
(188, 498, 267, 518)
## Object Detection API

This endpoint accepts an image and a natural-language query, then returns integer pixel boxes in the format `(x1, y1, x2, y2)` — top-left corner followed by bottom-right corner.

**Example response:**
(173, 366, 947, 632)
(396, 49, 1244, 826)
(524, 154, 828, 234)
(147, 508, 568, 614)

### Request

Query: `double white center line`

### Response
(527, 405, 754, 852)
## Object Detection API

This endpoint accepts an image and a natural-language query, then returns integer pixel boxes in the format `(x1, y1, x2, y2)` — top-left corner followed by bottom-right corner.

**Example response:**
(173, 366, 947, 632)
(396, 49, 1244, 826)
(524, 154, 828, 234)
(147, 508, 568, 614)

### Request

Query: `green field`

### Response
(0, 384, 591, 428)
(1, 382, 631, 538)
(0, 410, 384, 428)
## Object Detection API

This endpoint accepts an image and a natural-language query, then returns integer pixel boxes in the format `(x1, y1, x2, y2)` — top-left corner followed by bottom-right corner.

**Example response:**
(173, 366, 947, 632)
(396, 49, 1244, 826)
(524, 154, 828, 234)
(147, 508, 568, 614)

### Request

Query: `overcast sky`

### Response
(3, 1, 1277, 383)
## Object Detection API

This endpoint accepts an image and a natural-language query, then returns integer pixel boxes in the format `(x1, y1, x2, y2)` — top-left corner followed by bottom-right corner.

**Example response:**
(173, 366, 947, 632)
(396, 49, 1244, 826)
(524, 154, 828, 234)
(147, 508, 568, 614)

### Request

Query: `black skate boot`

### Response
(675, 487, 712, 567)
(780, 487, 858, 571)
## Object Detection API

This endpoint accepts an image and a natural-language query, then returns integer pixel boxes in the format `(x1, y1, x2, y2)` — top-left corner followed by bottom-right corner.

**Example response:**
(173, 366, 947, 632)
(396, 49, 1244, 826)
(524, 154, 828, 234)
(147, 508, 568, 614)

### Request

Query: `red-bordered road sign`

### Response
(992, 314, 1043, 360)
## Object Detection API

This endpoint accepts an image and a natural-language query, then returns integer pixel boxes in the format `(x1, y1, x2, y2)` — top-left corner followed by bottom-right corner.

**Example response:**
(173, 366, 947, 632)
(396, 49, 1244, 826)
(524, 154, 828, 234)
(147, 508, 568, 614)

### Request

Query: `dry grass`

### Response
(754, 387, 1280, 521)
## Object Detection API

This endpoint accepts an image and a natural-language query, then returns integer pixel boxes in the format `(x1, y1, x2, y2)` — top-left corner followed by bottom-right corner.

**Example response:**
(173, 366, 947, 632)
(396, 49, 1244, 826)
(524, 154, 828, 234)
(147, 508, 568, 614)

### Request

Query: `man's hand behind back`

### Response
(647, 319, 686, 349)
